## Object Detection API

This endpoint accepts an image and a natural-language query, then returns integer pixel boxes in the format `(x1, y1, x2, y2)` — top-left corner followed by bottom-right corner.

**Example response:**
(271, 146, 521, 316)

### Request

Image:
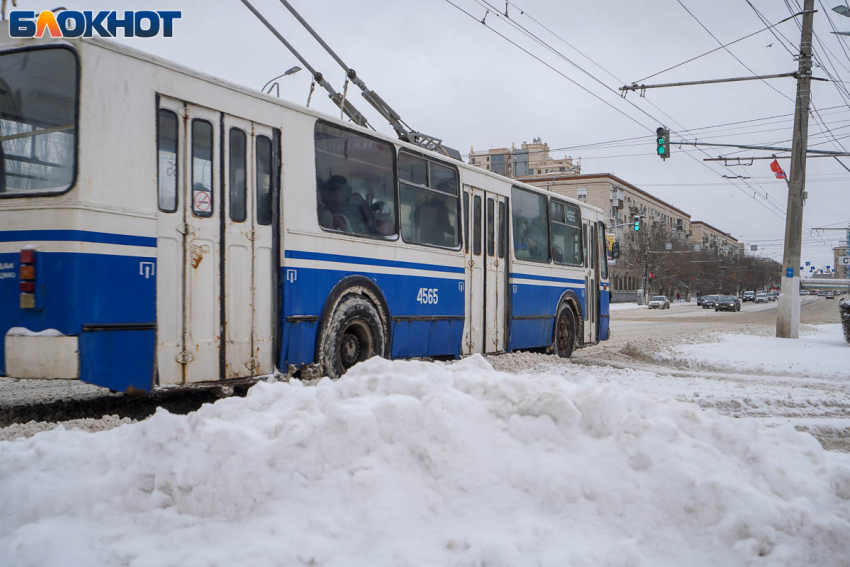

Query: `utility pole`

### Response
(777, 0, 815, 339)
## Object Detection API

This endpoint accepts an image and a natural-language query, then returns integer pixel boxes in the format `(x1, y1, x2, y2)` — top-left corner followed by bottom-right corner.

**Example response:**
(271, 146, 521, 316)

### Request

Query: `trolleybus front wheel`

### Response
(320, 295, 386, 379)
(554, 305, 576, 359)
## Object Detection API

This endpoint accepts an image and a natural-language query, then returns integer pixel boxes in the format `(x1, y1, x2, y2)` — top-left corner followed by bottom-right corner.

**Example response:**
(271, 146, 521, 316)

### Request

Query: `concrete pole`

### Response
(776, 0, 815, 339)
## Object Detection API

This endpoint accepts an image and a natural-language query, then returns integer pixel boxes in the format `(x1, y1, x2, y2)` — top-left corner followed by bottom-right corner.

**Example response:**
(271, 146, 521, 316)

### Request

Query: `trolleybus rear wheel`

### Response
(320, 296, 385, 379)
(554, 305, 576, 359)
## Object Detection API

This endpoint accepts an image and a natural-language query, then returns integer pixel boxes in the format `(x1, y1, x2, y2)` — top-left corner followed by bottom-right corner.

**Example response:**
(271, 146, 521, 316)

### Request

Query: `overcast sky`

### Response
(27, 0, 850, 271)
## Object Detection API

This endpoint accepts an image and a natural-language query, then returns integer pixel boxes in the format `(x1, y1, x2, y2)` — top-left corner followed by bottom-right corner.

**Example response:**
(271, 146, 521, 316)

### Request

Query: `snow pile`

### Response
(656, 324, 849, 379)
(2, 356, 850, 567)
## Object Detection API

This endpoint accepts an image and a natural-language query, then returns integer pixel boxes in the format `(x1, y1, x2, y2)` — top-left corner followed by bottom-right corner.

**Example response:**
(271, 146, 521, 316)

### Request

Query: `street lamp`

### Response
(262, 66, 302, 96)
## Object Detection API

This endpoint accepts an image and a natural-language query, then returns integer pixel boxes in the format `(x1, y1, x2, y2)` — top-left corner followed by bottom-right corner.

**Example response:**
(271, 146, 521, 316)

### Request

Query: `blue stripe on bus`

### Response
(285, 250, 465, 275)
(509, 272, 585, 285)
(0, 230, 157, 248)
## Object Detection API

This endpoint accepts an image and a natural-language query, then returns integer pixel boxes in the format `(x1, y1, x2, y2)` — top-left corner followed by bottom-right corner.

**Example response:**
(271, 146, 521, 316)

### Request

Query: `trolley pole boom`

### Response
(273, 0, 460, 158)
(238, 0, 371, 128)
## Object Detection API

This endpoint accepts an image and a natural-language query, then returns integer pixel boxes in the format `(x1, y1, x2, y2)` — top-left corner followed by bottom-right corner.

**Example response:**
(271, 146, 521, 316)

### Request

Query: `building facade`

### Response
(469, 138, 580, 179)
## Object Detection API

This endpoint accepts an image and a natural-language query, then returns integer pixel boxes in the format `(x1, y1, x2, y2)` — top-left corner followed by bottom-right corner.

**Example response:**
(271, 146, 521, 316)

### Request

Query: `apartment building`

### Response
(468, 138, 581, 179)
(690, 221, 741, 257)
(835, 246, 849, 279)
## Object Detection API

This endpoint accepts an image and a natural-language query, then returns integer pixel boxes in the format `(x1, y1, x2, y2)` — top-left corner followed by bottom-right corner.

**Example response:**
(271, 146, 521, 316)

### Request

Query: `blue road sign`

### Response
(786, 267, 794, 278)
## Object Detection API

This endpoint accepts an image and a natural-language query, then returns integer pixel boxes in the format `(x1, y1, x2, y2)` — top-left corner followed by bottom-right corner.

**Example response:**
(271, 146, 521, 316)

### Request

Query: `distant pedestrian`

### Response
(676, 292, 680, 301)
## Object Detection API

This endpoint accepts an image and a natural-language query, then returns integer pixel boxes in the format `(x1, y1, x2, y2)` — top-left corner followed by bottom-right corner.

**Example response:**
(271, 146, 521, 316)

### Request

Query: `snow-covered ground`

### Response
(2, 355, 850, 566)
(655, 324, 848, 380)
(610, 299, 696, 311)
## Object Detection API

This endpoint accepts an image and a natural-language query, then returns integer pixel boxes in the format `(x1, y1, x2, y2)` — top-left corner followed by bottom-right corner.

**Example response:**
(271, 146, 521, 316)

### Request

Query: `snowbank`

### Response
(2, 356, 849, 566)
(657, 324, 849, 379)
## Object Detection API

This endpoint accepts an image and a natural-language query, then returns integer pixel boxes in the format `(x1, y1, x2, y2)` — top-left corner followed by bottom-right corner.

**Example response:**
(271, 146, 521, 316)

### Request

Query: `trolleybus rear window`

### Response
(0, 47, 77, 196)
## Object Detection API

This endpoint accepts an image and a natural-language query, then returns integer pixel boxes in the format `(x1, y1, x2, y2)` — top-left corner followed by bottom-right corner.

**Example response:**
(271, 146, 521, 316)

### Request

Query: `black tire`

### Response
(554, 305, 577, 359)
(318, 295, 386, 379)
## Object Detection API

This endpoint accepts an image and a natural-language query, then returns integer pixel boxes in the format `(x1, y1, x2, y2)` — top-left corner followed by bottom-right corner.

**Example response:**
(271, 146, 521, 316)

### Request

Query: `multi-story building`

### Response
(689, 221, 741, 257)
(834, 246, 849, 279)
(468, 138, 580, 179)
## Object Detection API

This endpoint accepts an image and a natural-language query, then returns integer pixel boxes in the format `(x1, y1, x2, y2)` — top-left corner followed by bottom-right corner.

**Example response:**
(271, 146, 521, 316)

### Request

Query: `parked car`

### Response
(755, 293, 768, 304)
(810, 290, 818, 295)
(743, 291, 755, 302)
(818, 290, 826, 297)
(826, 291, 835, 299)
(715, 295, 741, 312)
(799, 289, 808, 296)
(648, 295, 670, 309)
(701, 295, 719, 309)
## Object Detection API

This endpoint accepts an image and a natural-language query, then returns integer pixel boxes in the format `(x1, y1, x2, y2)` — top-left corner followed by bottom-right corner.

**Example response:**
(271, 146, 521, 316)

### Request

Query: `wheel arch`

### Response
(314, 275, 393, 363)
(554, 289, 584, 346)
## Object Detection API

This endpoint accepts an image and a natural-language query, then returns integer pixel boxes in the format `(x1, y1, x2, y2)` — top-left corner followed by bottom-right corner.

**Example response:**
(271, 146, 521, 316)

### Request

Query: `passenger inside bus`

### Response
(411, 194, 456, 248)
(371, 201, 394, 236)
(317, 175, 378, 235)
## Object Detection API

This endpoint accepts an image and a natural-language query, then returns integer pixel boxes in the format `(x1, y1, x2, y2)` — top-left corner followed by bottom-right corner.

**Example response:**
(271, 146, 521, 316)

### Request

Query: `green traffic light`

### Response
(657, 147, 666, 155)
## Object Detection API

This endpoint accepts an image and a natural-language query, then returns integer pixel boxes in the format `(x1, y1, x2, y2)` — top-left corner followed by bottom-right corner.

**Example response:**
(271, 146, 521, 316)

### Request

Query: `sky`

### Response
(14, 0, 850, 271)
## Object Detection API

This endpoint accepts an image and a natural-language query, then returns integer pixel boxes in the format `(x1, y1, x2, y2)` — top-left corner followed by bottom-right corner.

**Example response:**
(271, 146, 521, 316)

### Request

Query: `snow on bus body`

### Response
(0, 23, 611, 393)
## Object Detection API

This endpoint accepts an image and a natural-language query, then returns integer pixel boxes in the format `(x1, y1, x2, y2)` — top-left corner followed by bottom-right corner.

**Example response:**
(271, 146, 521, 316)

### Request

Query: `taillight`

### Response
(19, 248, 36, 309)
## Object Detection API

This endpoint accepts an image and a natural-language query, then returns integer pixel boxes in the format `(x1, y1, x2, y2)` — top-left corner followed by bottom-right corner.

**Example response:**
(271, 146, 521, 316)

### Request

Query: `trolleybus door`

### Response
(463, 185, 485, 354)
(183, 104, 222, 383)
(222, 115, 254, 378)
(156, 96, 186, 386)
(484, 194, 508, 353)
(583, 220, 598, 343)
(222, 116, 277, 378)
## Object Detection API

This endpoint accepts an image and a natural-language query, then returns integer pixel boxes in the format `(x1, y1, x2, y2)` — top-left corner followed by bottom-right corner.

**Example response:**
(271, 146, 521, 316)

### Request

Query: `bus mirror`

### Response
(611, 241, 620, 259)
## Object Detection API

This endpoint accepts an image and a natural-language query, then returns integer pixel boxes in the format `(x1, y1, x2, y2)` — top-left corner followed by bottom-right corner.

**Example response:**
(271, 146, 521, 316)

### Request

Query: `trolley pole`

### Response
(776, 0, 815, 339)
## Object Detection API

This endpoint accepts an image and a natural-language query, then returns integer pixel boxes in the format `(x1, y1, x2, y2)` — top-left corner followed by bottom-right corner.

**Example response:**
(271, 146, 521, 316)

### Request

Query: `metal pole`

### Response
(776, 0, 814, 339)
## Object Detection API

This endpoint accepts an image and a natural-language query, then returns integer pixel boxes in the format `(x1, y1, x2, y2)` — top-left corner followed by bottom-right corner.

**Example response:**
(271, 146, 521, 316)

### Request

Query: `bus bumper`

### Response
(4, 331, 79, 379)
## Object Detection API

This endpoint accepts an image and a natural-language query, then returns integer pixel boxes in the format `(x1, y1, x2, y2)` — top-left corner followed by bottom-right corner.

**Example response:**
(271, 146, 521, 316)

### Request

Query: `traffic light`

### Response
(633, 215, 641, 231)
(656, 127, 670, 160)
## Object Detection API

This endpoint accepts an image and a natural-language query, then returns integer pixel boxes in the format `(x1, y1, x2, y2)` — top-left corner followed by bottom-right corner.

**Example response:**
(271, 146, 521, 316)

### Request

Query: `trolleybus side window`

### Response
(550, 200, 583, 266)
(399, 152, 460, 249)
(487, 198, 495, 257)
(511, 186, 549, 263)
(157, 109, 178, 212)
(0, 47, 77, 196)
(256, 135, 273, 226)
(463, 190, 470, 253)
(191, 119, 214, 218)
(314, 121, 396, 238)
(229, 128, 247, 222)
(473, 195, 482, 256)
(498, 201, 506, 259)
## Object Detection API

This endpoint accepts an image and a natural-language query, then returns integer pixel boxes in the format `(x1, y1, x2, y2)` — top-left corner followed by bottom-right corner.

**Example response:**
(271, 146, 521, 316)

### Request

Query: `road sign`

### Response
(786, 267, 794, 278)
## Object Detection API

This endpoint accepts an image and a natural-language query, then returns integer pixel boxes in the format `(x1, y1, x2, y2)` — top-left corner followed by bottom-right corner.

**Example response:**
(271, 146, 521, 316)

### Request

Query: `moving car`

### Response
(649, 295, 670, 309)
(755, 293, 768, 304)
(826, 291, 835, 299)
(715, 295, 741, 312)
(701, 295, 719, 309)
(768, 291, 778, 301)
(743, 291, 755, 302)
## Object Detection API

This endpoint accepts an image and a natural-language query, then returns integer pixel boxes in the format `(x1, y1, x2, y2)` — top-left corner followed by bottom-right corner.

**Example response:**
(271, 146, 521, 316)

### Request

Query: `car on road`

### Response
(826, 291, 835, 299)
(715, 295, 741, 312)
(701, 295, 719, 309)
(818, 290, 826, 297)
(648, 295, 670, 309)
(800, 289, 808, 296)
(755, 293, 768, 304)
(769, 291, 779, 301)
(743, 291, 755, 302)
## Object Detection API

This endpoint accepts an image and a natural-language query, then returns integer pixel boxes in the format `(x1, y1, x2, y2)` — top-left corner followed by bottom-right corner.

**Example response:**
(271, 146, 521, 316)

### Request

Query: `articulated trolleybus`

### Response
(0, 27, 612, 392)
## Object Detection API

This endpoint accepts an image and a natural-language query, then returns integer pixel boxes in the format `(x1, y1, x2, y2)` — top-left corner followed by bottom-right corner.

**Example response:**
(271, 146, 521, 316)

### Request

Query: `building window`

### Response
(577, 188, 587, 201)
